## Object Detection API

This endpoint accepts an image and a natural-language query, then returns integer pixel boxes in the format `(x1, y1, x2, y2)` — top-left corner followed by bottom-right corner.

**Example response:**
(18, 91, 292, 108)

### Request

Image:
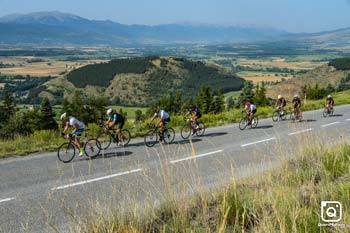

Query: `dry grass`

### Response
(0, 56, 108, 76)
(238, 71, 293, 84)
(237, 57, 323, 70)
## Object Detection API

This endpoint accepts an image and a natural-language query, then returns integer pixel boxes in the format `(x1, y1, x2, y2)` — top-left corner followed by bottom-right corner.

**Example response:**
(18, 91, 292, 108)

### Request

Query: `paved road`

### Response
(1, 105, 350, 232)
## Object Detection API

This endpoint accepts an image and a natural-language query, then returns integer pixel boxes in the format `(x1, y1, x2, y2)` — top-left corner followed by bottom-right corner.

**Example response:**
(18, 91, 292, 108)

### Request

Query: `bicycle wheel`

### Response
(290, 112, 296, 121)
(144, 130, 158, 147)
(281, 110, 287, 120)
(164, 128, 175, 144)
(181, 124, 192, 139)
(96, 132, 112, 150)
(330, 109, 334, 116)
(121, 129, 131, 146)
(239, 118, 248, 130)
(57, 142, 76, 163)
(251, 117, 258, 128)
(323, 108, 329, 118)
(84, 139, 101, 159)
(272, 111, 279, 122)
(196, 122, 206, 136)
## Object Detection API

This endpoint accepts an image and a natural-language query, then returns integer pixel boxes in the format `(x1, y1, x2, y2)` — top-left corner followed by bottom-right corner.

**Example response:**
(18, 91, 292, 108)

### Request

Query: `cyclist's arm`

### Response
(63, 121, 69, 134)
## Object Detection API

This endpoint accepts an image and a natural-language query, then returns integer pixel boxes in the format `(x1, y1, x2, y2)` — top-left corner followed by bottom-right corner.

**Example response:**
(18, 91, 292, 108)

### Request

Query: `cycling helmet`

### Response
(107, 108, 113, 116)
(60, 113, 67, 121)
(327, 95, 331, 99)
(278, 95, 282, 100)
(246, 101, 251, 107)
(294, 94, 299, 98)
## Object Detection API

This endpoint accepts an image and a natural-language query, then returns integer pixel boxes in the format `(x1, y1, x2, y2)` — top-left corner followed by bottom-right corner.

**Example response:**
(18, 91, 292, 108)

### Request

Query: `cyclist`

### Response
(292, 94, 302, 121)
(184, 104, 202, 134)
(244, 101, 257, 123)
(150, 107, 170, 142)
(275, 95, 286, 115)
(61, 113, 85, 156)
(326, 95, 334, 111)
(106, 108, 125, 146)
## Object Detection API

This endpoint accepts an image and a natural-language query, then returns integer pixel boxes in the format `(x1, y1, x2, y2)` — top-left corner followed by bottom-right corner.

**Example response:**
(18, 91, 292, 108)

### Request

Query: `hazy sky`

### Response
(0, 0, 350, 32)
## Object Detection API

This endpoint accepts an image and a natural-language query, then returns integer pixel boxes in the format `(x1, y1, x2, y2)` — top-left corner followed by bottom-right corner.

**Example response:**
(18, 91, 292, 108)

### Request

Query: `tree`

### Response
(211, 88, 225, 114)
(195, 85, 214, 114)
(39, 97, 58, 130)
(226, 96, 234, 111)
(1, 88, 16, 123)
(236, 81, 254, 108)
(254, 82, 268, 106)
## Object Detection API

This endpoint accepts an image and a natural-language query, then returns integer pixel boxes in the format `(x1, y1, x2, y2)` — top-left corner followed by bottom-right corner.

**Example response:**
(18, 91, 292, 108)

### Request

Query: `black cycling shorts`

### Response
(162, 117, 170, 124)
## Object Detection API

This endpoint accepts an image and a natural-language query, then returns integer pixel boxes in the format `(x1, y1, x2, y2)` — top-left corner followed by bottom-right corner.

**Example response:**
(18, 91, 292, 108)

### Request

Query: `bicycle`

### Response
(180, 117, 206, 139)
(96, 125, 131, 150)
(239, 111, 258, 130)
(272, 106, 287, 122)
(57, 129, 101, 163)
(144, 124, 175, 147)
(323, 106, 334, 118)
(290, 107, 302, 121)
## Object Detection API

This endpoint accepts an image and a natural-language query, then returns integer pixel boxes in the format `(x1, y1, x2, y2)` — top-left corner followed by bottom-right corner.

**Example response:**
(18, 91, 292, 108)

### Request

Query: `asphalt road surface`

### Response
(1, 105, 350, 232)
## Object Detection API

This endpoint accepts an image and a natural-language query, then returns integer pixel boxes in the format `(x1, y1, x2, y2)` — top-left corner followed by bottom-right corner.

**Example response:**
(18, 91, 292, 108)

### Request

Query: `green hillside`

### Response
(35, 56, 244, 106)
(266, 58, 350, 99)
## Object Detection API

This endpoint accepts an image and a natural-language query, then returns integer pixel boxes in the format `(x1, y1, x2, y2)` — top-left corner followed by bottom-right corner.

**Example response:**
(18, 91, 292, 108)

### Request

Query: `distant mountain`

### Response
(29, 56, 245, 105)
(0, 11, 288, 46)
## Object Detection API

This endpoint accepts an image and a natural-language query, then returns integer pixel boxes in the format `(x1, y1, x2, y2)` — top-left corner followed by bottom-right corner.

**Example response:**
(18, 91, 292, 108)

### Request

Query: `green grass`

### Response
(81, 135, 350, 232)
(108, 106, 147, 120)
(1, 91, 349, 159)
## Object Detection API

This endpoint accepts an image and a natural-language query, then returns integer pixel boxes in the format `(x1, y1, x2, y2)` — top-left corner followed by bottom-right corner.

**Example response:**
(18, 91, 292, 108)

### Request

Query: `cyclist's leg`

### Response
(73, 128, 84, 152)
(117, 120, 124, 141)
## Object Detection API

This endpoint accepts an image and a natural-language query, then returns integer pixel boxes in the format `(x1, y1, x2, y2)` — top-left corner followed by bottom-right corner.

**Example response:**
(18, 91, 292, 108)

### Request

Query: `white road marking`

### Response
(170, 150, 224, 164)
(288, 128, 313, 136)
(240, 137, 276, 147)
(346, 119, 350, 121)
(321, 122, 340, 128)
(53, 169, 142, 190)
(0, 197, 16, 204)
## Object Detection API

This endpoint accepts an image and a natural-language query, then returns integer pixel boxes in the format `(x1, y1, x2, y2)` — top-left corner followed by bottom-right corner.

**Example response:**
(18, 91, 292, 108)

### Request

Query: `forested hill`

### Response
(37, 56, 244, 106)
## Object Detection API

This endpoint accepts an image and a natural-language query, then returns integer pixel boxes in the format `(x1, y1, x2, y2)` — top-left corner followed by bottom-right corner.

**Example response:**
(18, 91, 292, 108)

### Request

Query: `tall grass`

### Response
(80, 136, 350, 232)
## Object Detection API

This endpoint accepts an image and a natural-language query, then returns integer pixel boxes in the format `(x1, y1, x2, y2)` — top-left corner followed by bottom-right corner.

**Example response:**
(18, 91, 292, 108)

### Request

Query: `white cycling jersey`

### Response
(154, 110, 170, 119)
(69, 117, 85, 129)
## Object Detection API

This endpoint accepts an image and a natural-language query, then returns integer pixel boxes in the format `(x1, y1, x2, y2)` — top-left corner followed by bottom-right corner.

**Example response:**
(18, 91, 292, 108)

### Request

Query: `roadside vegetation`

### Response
(81, 136, 350, 232)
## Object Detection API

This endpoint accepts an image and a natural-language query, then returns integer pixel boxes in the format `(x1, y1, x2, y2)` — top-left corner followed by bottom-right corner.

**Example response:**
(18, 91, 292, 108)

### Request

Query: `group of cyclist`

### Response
(60, 94, 335, 155)
(60, 104, 203, 155)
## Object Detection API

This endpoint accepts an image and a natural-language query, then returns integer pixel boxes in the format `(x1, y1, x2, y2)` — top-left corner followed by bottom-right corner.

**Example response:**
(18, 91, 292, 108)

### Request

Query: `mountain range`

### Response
(0, 11, 288, 46)
(1, 11, 350, 47)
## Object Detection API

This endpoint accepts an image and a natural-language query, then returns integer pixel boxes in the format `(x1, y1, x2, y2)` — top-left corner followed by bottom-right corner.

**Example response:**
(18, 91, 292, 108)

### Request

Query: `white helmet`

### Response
(107, 108, 113, 116)
(60, 112, 67, 121)
(278, 95, 282, 99)
(327, 95, 331, 98)
(294, 94, 299, 98)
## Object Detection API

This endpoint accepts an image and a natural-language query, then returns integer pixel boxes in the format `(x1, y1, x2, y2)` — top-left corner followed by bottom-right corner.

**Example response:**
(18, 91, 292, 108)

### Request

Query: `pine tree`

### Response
(40, 97, 58, 130)
(1, 88, 15, 123)
(226, 96, 234, 110)
(236, 81, 254, 108)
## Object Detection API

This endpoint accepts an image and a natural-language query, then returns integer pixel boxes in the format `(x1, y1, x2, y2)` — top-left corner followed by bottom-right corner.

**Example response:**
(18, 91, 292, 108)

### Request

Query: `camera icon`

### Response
(321, 201, 342, 222)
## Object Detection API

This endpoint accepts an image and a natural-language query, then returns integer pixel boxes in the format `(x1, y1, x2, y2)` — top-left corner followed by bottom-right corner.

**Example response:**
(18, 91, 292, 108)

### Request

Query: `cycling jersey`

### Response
(292, 98, 301, 108)
(191, 107, 202, 117)
(327, 98, 334, 105)
(277, 98, 286, 107)
(69, 117, 85, 129)
(109, 113, 124, 123)
(249, 104, 256, 111)
(155, 110, 170, 120)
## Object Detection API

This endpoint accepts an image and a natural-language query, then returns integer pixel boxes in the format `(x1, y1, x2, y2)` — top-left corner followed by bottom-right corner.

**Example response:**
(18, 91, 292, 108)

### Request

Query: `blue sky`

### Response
(0, 0, 350, 32)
